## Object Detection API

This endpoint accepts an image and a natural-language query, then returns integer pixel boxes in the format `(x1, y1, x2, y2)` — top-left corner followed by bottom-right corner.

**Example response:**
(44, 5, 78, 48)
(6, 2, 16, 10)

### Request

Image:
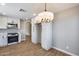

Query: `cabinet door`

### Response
(17, 19, 20, 29)
(13, 19, 18, 24)
(0, 34, 4, 47)
(7, 17, 13, 23)
(3, 33, 7, 46)
(0, 33, 7, 47)
(14, 19, 20, 29)
(18, 32, 21, 43)
(2, 17, 7, 29)
(0, 16, 7, 29)
(7, 17, 20, 29)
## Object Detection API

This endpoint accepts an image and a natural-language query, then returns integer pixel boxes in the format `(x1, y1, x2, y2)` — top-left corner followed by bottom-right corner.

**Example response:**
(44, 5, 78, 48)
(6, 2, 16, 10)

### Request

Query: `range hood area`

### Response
(0, 16, 20, 29)
(7, 23, 18, 29)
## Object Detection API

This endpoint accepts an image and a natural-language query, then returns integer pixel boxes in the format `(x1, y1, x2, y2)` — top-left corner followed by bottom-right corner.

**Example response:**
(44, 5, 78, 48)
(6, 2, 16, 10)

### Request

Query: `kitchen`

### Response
(0, 3, 79, 56)
(0, 15, 31, 47)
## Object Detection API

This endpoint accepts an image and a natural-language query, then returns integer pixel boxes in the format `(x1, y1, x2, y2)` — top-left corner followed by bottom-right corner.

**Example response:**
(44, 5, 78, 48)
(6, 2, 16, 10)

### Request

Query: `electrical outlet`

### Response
(66, 46, 69, 49)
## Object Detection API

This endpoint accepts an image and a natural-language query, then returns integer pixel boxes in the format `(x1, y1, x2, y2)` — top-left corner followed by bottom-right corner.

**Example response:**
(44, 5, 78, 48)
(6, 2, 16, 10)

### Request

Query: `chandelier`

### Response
(35, 3, 54, 23)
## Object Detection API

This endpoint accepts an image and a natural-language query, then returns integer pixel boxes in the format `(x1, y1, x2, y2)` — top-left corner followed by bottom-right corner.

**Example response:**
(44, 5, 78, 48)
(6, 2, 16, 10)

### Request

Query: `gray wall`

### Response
(52, 5, 79, 55)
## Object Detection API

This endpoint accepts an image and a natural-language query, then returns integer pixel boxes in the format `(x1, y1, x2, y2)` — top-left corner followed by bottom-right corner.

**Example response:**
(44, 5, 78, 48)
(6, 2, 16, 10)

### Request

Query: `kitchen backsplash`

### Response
(0, 29, 20, 33)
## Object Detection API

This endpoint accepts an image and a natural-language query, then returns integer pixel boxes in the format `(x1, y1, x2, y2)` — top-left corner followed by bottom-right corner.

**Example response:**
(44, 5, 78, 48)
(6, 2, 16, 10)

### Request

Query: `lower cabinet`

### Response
(0, 33, 7, 47)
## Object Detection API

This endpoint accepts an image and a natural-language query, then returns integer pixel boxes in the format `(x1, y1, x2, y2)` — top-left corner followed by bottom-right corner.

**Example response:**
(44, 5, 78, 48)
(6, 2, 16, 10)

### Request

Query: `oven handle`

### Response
(8, 35, 18, 37)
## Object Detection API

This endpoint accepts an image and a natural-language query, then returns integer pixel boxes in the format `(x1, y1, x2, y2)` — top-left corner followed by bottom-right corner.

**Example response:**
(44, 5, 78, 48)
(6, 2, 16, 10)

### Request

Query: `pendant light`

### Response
(35, 3, 54, 23)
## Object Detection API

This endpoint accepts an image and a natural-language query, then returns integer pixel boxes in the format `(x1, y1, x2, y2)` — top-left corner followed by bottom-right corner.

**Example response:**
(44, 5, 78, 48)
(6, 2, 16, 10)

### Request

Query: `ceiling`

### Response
(0, 3, 78, 19)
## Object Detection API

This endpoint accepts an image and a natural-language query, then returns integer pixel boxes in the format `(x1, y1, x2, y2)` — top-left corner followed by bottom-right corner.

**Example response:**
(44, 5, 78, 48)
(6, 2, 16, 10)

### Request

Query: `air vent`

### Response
(19, 8, 26, 12)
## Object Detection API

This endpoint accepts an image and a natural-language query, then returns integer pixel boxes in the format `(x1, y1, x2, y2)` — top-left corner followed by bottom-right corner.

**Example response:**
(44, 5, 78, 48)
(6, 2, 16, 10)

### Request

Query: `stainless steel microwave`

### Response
(7, 23, 18, 29)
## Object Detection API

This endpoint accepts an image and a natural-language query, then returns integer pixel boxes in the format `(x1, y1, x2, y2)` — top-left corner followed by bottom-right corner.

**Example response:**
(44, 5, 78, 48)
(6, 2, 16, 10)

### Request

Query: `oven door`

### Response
(8, 36, 18, 43)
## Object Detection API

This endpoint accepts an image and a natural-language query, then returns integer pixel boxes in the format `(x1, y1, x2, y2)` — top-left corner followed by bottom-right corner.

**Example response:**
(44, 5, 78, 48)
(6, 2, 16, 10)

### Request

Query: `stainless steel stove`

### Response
(7, 33, 18, 44)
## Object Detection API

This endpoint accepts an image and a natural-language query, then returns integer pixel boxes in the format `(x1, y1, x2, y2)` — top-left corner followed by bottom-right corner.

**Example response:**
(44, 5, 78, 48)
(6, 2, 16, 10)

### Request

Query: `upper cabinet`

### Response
(0, 16, 7, 29)
(17, 19, 20, 29)
(7, 17, 18, 24)
(0, 16, 20, 29)
(7, 17, 20, 29)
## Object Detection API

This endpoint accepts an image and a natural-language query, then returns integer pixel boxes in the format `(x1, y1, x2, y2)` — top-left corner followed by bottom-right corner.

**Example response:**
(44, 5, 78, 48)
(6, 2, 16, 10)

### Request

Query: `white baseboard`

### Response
(53, 47, 77, 56)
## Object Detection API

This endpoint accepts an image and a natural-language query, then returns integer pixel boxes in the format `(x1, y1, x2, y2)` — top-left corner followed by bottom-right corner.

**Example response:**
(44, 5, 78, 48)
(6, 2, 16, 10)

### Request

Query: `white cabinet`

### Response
(7, 17, 20, 29)
(0, 33, 7, 47)
(18, 32, 21, 43)
(0, 16, 7, 29)
(0, 16, 20, 29)
(17, 19, 20, 29)
(7, 18, 18, 24)
(7, 17, 12, 23)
